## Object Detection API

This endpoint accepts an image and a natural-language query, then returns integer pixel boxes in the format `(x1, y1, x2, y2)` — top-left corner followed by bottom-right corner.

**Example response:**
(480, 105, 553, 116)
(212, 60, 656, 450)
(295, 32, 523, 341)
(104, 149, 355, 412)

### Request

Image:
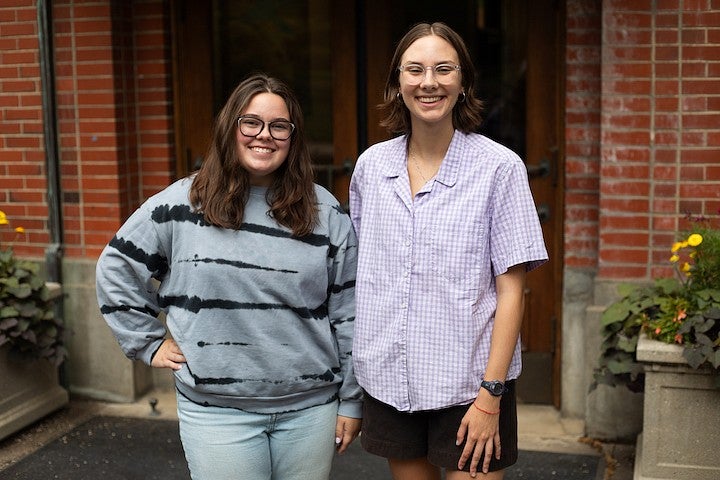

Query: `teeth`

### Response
(419, 96, 442, 103)
(251, 147, 273, 153)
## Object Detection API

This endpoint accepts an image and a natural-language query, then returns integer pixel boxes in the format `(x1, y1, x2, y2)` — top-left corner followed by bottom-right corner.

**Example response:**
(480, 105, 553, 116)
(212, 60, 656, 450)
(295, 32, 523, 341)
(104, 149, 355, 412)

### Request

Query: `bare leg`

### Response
(388, 457, 442, 480)
(446, 468, 505, 480)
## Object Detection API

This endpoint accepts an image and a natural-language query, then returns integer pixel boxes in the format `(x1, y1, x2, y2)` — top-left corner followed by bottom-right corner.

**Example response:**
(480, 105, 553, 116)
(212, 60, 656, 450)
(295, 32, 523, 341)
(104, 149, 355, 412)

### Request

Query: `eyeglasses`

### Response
(398, 63, 461, 84)
(237, 116, 295, 141)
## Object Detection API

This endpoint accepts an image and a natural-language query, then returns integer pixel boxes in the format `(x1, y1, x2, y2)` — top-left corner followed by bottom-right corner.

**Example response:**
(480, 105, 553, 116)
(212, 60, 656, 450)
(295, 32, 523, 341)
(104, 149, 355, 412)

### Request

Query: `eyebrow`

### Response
(241, 113, 291, 122)
(402, 59, 457, 64)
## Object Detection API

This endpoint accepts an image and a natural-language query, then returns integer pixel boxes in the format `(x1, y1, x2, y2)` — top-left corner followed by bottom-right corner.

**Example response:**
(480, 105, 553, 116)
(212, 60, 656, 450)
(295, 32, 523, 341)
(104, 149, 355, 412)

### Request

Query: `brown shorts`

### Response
(360, 381, 518, 473)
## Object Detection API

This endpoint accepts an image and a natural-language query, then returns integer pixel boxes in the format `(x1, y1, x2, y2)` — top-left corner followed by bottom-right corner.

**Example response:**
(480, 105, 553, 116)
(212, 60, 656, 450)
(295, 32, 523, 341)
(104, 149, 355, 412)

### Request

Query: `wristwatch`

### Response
(480, 380, 508, 396)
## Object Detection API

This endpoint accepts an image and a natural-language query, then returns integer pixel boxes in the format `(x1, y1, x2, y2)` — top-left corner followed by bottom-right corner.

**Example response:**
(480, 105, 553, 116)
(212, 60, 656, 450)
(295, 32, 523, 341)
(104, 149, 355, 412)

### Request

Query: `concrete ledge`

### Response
(636, 335, 685, 365)
(0, 386, 68, 441)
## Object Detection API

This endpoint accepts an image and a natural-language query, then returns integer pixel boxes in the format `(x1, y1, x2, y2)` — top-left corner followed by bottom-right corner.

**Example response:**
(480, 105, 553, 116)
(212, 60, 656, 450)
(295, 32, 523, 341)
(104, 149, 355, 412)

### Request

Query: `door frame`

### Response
(170, 0, 565, 407)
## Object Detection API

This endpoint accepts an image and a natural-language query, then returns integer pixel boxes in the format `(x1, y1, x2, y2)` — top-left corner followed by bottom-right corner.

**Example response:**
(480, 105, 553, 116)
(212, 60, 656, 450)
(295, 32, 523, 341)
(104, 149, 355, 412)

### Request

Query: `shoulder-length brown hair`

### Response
(379, 22, 483, 135)
(190, 73, 317, 237)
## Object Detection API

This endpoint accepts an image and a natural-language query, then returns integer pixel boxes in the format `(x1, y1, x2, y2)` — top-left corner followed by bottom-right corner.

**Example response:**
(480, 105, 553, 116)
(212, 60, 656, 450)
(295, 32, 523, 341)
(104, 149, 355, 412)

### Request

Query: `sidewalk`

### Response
(0, 389, 635, 479)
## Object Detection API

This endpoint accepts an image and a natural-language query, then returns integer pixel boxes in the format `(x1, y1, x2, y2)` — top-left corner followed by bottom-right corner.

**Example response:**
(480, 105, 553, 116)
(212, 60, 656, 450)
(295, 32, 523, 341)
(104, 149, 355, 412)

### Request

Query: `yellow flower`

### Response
(681, 262, 691, 272)
(14, 227, 24, 234)
(669, 254, 679, 262)
(687, 233, 703, 247)
(0, 210, 8, 225)
(671, 241, 683, 253)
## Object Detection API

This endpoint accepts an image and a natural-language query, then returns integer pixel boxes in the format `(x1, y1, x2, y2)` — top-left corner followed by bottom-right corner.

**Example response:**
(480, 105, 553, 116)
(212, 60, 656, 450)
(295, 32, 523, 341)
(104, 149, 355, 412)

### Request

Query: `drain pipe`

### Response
(37, 0, 65, 384)
(38, 0, 63, 281)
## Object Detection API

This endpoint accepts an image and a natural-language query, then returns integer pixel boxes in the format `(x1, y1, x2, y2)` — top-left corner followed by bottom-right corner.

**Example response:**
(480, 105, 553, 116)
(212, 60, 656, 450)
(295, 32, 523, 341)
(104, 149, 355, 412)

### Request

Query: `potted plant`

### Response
(591, 213, 720, 480)
(591, 214, 720, 391)
(0, 209, 68, 441)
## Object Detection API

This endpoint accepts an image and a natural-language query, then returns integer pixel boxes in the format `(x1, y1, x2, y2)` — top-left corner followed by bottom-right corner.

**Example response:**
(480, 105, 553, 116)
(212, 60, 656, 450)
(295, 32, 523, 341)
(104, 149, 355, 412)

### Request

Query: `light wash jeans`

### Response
(176, 393, 338, 480)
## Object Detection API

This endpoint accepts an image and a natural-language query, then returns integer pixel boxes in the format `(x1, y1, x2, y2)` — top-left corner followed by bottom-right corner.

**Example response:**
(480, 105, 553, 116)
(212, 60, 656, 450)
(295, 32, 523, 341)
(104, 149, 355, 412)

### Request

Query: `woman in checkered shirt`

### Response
(349, 22, 548, 480)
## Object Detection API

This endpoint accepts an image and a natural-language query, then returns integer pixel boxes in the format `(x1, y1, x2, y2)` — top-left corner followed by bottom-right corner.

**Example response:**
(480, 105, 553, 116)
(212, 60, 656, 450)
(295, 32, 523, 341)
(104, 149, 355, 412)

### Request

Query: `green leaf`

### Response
(6, 283, 31, 299)
(655, 277, 682, 295)
(712, 350, 720, 369)
(683, 347, 706, 369)
(608, 358, 635, 374)
(617, 283, 641, 297)
(602, 301, 632, 326)
(616, 334, 638, 353)
(0, 306, 19, 318)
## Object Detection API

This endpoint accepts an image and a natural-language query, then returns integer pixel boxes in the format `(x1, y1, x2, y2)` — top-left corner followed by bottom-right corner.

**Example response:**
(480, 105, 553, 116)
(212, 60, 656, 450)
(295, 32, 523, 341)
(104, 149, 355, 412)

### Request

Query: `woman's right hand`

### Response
(151, 338, 186, 370)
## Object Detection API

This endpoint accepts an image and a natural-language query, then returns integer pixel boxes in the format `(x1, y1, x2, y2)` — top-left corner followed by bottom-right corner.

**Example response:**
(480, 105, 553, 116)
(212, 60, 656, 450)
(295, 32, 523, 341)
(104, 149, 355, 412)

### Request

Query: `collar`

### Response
(380, 130, 465, 188)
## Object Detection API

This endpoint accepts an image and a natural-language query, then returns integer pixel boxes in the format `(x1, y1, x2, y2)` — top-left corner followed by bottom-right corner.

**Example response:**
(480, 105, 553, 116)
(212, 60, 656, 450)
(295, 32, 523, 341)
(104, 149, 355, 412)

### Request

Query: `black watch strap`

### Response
(480, 380, 508, 396)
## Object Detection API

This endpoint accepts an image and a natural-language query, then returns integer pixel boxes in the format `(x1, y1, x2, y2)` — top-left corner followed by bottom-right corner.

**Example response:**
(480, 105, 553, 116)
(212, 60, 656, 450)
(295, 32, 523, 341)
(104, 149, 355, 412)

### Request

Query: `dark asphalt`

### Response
(1, 416, 600, 479)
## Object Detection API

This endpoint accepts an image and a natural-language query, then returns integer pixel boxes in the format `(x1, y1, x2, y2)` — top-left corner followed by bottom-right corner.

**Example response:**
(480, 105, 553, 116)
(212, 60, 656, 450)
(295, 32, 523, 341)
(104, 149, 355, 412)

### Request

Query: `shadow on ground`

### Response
(1, 416, 599, 479)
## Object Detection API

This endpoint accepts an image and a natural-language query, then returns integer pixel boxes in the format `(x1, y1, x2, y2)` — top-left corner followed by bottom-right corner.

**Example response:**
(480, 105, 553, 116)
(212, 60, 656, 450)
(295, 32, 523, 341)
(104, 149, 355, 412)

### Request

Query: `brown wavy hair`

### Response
(190, 73, 317, 236)
(379, 22, 483, 135)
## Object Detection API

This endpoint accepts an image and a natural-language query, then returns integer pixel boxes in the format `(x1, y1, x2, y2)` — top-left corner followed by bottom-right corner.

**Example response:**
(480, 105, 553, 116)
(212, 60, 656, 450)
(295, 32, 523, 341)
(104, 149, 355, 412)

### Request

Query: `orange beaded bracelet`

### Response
(472, 402, 500, 415)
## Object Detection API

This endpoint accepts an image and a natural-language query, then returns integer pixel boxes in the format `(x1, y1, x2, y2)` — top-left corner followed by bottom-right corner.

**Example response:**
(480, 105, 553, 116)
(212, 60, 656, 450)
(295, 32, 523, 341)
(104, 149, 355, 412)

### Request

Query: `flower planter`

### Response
(633, 335, 720, 480)
(0, 282, 69, 441)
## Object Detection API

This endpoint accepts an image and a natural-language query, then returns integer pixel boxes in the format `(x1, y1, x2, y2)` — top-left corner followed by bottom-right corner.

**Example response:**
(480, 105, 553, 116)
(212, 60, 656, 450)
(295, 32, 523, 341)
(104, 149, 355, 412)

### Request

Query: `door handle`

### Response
(537, 203, 550, 223)
(526, 158, 550, 179)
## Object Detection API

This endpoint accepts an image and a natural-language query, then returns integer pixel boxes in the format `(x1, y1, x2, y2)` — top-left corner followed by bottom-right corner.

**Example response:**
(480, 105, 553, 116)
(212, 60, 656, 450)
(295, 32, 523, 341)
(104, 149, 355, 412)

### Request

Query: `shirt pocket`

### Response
(430, 216, 487, 286)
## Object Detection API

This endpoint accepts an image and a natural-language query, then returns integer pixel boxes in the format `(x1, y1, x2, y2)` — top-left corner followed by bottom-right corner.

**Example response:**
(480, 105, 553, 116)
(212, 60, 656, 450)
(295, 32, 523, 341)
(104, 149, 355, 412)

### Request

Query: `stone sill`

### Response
(636, 334, 685, 365)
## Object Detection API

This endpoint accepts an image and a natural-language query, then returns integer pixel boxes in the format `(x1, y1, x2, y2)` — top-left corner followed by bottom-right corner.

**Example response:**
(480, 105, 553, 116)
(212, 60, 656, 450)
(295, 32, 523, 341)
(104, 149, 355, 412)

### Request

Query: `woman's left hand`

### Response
(456, 404, 501, 477)
(334, 416, 362, 454)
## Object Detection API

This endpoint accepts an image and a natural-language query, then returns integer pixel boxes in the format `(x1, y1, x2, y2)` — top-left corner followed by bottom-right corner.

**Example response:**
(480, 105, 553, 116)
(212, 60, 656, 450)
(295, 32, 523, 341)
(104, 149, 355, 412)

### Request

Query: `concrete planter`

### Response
(634, 335, 720, 480)
(0, 282, 69, 441)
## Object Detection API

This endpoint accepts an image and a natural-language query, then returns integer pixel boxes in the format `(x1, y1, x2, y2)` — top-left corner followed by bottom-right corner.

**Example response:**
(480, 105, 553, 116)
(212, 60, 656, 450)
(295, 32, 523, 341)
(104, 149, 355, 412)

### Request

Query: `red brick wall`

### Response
(53, 0, 173, 258)
(3, 0, 719, 277)
(598, 0, 720, 280)
(565, 0, 602, 270)
(0, 1, 50, 257)
(0, 0, 173, 259)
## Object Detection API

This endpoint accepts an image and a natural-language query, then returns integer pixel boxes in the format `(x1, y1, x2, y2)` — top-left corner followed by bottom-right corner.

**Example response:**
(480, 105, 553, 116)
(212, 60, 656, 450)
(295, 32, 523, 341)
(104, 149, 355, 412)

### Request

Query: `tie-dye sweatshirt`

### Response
(96, 177, 361, 418)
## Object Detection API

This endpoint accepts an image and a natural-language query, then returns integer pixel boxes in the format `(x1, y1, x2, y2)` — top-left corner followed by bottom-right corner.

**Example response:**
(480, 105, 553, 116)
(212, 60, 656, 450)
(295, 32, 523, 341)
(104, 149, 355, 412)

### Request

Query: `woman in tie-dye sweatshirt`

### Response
(96, 74, 361, 480)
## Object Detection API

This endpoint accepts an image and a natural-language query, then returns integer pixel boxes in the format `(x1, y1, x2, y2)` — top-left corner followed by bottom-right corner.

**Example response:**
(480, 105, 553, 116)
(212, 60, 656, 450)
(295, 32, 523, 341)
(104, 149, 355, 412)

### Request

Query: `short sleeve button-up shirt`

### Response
(349, 131, 548, 412)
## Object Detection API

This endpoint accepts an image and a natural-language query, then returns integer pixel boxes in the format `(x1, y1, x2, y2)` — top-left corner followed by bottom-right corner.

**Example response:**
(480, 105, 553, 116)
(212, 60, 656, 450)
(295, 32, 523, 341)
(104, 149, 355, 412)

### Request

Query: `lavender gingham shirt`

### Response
(349, 130, 548, 412)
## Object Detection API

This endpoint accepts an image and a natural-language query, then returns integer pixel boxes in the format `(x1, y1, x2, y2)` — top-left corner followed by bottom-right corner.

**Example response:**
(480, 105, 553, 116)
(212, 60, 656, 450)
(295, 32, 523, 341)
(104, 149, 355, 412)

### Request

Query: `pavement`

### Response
(0, 389, 636, 479)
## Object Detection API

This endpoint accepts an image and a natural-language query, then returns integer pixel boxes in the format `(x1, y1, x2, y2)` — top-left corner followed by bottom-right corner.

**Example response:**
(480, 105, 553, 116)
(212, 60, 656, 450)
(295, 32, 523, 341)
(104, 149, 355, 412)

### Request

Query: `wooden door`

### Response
(170, 0, 357, 204)
(519, 0, 563, 406)
(361, 1, 563, 405)
(172, 0, 564, 406)
(170, 0, 214, 177)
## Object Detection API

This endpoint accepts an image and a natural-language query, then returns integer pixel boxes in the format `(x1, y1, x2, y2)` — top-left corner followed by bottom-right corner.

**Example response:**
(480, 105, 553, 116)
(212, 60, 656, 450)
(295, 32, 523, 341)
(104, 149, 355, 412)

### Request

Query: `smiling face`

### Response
(398, 35, 463, 130)
(235, 92, 292, 186)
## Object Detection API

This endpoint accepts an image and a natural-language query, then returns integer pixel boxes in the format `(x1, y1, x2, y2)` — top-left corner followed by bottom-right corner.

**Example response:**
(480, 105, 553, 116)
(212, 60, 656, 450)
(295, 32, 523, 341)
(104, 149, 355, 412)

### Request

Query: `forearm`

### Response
(476, 264, 526, 405)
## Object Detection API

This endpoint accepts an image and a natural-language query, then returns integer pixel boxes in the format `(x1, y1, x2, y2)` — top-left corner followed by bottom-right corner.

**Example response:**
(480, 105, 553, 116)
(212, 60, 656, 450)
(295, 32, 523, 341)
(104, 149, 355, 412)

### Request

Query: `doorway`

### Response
(171, 0, 563, 406)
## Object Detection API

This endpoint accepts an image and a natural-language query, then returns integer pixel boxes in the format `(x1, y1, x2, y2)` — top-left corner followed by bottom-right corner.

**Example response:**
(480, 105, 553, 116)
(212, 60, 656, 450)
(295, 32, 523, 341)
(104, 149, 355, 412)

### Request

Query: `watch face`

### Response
(483, 381, 505, 395)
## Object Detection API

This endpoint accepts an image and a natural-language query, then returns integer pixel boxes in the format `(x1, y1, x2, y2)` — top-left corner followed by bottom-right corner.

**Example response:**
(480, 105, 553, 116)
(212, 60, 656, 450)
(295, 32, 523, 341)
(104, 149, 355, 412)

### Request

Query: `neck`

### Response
(408, 123, 454, 164)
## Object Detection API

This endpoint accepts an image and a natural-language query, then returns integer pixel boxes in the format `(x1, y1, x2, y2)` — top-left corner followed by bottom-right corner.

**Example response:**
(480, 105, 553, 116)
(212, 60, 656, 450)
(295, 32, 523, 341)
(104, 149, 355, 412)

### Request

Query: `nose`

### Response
(255, 122, 272, 139)
(420, 67, 438, 87)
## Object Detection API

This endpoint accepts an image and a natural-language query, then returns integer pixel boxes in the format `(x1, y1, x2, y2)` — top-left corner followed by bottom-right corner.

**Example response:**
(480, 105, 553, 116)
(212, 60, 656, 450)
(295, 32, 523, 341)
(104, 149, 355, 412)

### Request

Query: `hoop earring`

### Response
(396, 91, 402, 102)
(458, 91, 466, 103)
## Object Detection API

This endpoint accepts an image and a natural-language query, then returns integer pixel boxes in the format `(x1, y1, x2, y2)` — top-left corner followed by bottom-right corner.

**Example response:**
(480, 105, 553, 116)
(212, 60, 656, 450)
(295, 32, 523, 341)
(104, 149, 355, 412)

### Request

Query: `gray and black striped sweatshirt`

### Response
(96, 177, 362, 418)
